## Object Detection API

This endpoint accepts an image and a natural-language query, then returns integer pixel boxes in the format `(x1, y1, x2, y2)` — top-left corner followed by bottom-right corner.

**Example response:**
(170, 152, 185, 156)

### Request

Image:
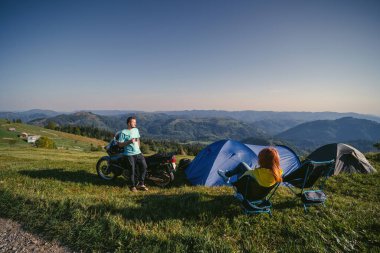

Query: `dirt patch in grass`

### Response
(0, 218, 71, 253)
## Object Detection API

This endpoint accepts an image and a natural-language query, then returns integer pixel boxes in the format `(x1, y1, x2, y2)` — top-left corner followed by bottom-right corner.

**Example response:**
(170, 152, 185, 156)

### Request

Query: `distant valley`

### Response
(28, 111, 267, 142)
(1, 109, 380, 154)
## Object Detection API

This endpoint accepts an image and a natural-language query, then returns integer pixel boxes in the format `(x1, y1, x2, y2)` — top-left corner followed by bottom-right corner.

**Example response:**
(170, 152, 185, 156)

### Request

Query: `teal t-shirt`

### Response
(118, 128, 141, 155)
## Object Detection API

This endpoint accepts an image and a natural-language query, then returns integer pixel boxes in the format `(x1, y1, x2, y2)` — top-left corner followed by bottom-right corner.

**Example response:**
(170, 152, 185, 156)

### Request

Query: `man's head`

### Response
(127, 116, 137, 129)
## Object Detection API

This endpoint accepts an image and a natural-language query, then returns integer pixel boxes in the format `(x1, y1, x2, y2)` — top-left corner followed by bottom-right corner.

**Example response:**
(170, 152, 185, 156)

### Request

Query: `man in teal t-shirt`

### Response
(117, 116, 148, 192)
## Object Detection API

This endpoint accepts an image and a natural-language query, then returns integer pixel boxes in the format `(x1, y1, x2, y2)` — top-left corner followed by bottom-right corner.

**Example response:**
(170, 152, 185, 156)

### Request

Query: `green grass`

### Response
(0, 145, 379, 252)
(0, 119, 106, 151)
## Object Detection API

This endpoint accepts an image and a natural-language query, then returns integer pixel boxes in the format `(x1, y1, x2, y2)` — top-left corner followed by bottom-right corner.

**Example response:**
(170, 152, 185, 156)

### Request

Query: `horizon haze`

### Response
(1, 108, 380, 118)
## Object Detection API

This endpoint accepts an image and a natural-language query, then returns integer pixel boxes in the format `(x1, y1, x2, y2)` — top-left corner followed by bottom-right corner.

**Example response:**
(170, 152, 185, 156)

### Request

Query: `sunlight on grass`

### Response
(0, 146, 379, 252)
(0, 119, 106, 151)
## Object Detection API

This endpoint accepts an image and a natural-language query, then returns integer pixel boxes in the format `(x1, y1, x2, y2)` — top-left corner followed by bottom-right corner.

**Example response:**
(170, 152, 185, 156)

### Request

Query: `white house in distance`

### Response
(27, 135, 41, 144)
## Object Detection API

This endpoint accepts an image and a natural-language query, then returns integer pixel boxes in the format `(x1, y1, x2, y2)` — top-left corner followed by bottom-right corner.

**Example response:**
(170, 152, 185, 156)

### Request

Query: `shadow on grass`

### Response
(0, 189, 239, 252)
(89, 192, 239, 222)
(19, 168, 191, 188)
(17, 168, 300, 215)
(273, 199, 299, 210)
(19, 168, 127, 187)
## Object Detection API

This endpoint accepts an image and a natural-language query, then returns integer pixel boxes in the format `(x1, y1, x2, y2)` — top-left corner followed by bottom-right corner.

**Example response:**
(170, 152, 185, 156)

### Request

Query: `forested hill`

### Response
(0, 109, 62, 122)
(30, 111, 116, 131)
(4, 109, 380, 136)
(160, 110, 380, 123)
(276, 117, 380, 152)
(29, 112, 267, 142)
(7, 111, 380, 153)
(160, 110, 380, 135)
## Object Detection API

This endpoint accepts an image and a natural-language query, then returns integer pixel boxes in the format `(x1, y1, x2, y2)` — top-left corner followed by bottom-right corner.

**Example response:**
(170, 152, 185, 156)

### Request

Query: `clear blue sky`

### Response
(1, 0, 379, 115)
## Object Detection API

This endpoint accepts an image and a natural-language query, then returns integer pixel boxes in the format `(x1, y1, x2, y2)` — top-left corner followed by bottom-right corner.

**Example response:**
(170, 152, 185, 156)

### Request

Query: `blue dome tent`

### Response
(185, 140, 301, 186)
(185, 140, 258, 186)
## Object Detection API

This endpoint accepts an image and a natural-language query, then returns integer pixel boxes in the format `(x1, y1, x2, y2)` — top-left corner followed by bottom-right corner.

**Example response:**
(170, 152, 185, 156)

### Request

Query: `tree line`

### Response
(139, 139, 205, 156)
(46, 121, 114, 141)
(45, 121, 205, 155)
(5, 119, 23, 123)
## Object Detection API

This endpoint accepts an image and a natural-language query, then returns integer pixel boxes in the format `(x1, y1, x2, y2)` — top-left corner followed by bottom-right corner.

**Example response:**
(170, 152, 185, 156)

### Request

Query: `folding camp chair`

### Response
(284, 160, 335, 212)
(232, 175, 280, 216)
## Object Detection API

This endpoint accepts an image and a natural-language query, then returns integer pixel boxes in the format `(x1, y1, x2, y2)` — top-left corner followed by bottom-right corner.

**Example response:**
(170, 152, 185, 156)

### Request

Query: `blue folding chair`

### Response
(232, 175, 280, 216)
(284, 160, 335, 212)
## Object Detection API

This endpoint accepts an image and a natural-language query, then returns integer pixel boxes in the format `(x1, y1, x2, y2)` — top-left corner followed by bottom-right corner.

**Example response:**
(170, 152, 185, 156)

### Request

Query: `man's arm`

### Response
(118, 140, 127, 147)
(117, 131, 133, 147)
(118, 139, 133, 147)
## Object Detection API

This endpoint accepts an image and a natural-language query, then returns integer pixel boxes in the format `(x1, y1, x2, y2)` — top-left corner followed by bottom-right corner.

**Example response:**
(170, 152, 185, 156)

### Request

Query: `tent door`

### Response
(339, 154, 366, 173)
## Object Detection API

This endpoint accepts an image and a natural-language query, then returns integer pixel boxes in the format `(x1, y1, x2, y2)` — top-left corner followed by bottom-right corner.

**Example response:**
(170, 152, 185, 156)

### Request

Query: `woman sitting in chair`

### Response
(218, 147, 283, 201)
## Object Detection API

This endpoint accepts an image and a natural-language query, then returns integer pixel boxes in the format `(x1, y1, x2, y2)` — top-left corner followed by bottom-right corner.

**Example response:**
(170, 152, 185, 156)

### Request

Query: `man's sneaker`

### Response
(130, 187, 138, 192)
(217, 169, 230, 183)
(136, 184, 149, 191)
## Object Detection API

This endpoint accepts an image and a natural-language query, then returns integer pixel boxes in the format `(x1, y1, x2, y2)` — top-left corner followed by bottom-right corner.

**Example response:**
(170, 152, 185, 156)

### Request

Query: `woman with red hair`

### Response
(218, 147, 283, 188)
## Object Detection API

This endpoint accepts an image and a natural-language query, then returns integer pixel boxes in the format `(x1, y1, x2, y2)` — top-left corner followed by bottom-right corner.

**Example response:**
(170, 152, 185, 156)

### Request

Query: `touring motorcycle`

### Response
(96, 139, 176, 187)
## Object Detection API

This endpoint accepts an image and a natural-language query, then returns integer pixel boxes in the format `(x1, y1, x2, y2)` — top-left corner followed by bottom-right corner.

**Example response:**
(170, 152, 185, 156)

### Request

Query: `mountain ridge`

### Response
(2, 109, 379, 124)
(28, 112, 268, 142)
(276, 117, 380, 152)
(2, 110, 380, 153)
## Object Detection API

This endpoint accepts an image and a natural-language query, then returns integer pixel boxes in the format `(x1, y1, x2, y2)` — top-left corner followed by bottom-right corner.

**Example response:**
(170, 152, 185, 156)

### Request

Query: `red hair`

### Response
(258, 147, 282, 182)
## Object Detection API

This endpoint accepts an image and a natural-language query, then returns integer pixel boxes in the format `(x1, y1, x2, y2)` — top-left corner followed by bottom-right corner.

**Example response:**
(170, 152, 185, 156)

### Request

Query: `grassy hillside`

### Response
(0, 119, 106, 151)
(0, 145, 379, 252)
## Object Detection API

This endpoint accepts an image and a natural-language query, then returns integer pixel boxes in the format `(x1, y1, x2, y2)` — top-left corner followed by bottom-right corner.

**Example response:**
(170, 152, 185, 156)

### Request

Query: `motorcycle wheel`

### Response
(96, 156, 117, 180)
(151, 171, 174, 187)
